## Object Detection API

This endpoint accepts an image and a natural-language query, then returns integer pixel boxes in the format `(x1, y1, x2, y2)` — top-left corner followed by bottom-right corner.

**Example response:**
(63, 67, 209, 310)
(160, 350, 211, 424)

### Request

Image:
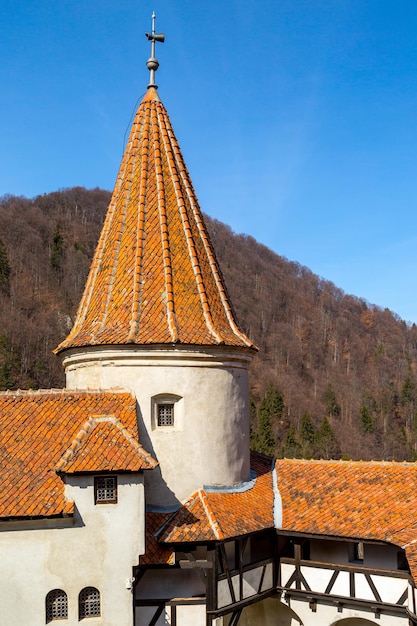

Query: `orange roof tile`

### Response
(56, 87, 254, 353)
(160, 453, 274, 544)
(0, 389, 155, 519)
(153, 455, 417, 582)
(276, 458, 417, 579)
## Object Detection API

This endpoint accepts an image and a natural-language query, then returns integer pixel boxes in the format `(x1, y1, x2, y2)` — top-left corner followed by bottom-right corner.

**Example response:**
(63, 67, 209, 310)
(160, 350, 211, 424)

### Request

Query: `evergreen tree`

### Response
(299, 411, 317, 457)
(359, 405, 374, 433)
(316, 416, 339, 459)
(249, 397, 259, 449)
(0, 235, 11, 295)
(0, 335, 16, 390)
(280, 425, 302, 458)
(50, 224, 65, 272)
(0, 362, 14, 390)
(401, 375, 415, 406)
(255, 382, 284, 456)
(324, 383, 341, 418)
(300, 411, 316, 444)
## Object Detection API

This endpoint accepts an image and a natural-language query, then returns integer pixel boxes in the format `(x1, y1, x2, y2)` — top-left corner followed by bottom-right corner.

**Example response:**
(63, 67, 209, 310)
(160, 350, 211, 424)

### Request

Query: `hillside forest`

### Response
(1, 187, 417, 462)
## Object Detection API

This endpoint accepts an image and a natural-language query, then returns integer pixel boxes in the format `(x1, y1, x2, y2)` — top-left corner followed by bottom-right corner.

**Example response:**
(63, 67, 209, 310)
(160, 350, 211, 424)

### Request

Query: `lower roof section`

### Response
(0, 388, 155, 519)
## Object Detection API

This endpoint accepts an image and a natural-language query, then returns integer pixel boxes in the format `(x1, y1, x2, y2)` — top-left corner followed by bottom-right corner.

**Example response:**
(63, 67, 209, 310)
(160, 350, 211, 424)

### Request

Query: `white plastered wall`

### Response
(62, 345, 253, 506)
(0, 474, 144, 626)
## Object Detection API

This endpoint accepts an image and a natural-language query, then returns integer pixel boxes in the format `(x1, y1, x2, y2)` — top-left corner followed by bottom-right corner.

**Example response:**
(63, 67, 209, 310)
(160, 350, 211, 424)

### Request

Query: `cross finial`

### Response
(145, 12, 165, 90)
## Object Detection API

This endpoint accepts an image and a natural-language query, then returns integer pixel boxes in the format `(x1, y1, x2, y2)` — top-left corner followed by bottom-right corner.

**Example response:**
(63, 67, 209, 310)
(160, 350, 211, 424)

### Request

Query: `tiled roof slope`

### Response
(159, 453, 274, 544)
(141, 512, 175, 565)
(55, 416, 157, 473)
(56, 87, 254, 353)
(276, 459, 417, 580)
(0, 389, 155, 519)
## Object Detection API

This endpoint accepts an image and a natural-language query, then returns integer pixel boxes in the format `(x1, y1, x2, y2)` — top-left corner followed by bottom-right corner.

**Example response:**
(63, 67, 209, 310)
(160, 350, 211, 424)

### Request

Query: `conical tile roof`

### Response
(56, 88, 254, 352)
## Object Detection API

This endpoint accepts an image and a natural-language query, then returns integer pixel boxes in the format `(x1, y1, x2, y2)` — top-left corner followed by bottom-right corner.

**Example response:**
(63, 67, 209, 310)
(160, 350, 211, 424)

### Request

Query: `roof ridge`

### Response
(55, 417, 95, 471)
(61, 105, 149, 347)
(197, 489, 224, 540)
(153, 105, 179, 342)
(110, 416, 159, 469)
(0, 388, 131, 397)
(157, 104, 223, 344)
(165, 120, 254, 348)
(276, 458, 417, 467)
(128, 102, 151, 342)
(55, 414, 158, 473)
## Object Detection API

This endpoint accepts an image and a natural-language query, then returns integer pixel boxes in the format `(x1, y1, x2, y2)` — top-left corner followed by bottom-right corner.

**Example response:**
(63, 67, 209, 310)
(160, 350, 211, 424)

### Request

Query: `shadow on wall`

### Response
(135, 399, 181, 510)
(226, 597, 303, 625)
(332, 617, 378, 626)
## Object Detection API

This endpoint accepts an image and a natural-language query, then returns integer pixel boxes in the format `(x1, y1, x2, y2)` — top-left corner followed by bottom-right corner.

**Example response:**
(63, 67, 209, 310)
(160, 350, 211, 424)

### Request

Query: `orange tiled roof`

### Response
(0, 389, 155, 519)
(55, 415, 157, 473)
(276, 458, 417, 579)
(56, 87, 254, 353)
(141, 512, 175, 565)
(160, 453, 274, 544)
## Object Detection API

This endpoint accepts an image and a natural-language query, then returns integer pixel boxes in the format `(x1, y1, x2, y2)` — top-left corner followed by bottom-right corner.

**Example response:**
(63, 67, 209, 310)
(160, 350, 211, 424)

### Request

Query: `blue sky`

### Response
(2, 1, 417, 323)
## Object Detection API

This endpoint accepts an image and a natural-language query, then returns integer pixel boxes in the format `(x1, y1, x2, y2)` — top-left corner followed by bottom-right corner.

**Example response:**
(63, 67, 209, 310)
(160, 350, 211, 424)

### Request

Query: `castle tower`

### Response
(55, 17, 256, 507)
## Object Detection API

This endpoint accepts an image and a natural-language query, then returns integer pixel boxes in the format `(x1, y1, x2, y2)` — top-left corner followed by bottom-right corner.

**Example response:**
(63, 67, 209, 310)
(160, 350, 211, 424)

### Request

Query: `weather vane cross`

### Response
(145, 12, 165, 89)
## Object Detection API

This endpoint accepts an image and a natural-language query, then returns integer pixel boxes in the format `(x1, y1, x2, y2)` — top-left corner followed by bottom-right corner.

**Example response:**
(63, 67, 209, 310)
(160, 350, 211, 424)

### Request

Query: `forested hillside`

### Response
(1, 187, 417, 462)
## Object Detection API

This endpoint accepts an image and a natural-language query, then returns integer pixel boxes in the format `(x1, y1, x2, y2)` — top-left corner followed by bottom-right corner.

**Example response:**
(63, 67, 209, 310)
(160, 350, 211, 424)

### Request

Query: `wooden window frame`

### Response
(94, 475, 117, 504)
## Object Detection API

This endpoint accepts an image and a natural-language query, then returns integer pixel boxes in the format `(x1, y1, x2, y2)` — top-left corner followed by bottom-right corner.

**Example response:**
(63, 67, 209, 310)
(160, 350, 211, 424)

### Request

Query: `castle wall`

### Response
(63, 345, 252, 506)
(0, 474, 144, 626)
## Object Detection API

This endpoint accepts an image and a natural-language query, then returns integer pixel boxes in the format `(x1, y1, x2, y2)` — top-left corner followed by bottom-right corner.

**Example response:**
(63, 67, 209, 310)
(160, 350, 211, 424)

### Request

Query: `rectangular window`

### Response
(157, 403, 174, 427)
(95, 476, 117, 504)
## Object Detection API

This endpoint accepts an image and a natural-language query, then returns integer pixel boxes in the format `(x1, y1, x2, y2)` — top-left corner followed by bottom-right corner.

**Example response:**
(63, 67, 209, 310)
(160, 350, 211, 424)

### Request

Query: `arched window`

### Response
(46, 589, 68, 622)
(79, 587, 100, 619)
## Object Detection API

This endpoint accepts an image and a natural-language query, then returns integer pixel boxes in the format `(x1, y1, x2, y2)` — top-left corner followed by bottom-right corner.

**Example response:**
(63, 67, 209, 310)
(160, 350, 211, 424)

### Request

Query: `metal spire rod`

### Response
(145, 12, 165, 89)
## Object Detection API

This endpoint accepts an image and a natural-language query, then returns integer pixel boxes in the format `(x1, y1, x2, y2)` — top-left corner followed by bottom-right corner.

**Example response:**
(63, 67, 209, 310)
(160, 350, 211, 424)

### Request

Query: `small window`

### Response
(79, 587, 100, 619)
(151, 394, 182, 430)
(157, 403, 174, 427)
(46, 589, 68, 622)
(349, 541, 364, 563)
(94, 476, 117, 504)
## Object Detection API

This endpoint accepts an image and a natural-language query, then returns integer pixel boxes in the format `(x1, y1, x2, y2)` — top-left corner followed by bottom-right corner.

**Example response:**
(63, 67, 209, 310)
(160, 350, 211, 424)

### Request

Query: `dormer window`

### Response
(94, 475, 117, 504)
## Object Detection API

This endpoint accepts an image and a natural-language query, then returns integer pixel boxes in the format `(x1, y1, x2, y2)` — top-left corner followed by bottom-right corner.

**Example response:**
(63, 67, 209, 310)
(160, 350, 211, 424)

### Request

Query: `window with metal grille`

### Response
(94, 475, 117, 504)
(79, 587, 100, 619)
(46, 589, 68, 622)
(157, 403, 174, 427)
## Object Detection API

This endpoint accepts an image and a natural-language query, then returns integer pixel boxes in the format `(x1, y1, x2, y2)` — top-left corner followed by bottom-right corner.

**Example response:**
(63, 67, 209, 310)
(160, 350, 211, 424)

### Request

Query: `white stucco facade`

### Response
(0, 474, 145, 626)
(62, 344, 253, 506)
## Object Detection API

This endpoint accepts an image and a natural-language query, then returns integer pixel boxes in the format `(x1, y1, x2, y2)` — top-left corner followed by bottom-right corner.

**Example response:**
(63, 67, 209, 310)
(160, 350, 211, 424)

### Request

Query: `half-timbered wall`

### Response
(135, 567, 206, 626)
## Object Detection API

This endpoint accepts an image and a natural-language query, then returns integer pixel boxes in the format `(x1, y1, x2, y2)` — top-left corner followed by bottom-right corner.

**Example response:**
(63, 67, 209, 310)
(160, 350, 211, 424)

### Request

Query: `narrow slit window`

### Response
(94, 476, 117, 504)
(157, 403, 174, 427)
(350, 541, 364, 563)
(355, 541, 364, 562)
